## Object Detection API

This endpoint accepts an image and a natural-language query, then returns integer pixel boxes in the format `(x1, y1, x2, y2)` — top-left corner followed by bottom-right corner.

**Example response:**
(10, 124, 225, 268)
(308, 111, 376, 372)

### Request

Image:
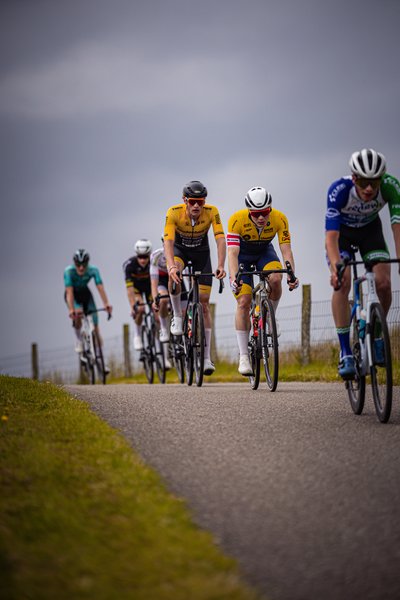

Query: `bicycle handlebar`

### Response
(334, 257, 400, 291)
(132, 293, 169, 316)
(233, 261, 296, 295)
(171, 266, 224, 294)
(72, 306, 112, 326)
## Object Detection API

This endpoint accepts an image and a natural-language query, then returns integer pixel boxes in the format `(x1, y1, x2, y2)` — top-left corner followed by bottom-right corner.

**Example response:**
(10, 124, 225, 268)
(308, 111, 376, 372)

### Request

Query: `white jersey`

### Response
(150, 247, 168, 279)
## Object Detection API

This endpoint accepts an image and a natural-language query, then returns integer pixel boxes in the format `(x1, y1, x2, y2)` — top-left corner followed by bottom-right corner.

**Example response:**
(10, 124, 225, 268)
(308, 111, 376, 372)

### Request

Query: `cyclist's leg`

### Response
(258, 245, 283, 336)
(359, 218, 391, 315)
(67, 288, 88, 352)
(168, 247, 185, 334)
(231, 254, 253, 374)
(327, 227, 354, 378)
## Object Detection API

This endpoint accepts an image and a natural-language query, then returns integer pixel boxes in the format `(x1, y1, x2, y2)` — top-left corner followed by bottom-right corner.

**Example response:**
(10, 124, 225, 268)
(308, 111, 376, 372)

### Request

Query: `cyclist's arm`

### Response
(96, 282, 112, 315)
(279, 243, 298, 290)
(126, 285, 136, 311)
(392, 223, 400, 266)
(65, 286, 76, 318)
(151, 277, 160, 310)
(215, 236, 226, 279)
(228, 245, 241, 291)
(325, 229, 348, 289)
(164, 238, 180, 284)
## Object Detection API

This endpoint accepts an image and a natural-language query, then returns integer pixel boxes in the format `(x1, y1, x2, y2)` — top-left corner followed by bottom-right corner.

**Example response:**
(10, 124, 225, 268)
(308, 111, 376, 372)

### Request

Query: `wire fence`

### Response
(1, 291, 399, 384)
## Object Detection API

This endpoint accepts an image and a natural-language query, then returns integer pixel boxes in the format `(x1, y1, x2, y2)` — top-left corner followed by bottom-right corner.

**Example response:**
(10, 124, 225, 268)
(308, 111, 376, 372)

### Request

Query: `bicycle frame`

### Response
(350, 265, 379, 375)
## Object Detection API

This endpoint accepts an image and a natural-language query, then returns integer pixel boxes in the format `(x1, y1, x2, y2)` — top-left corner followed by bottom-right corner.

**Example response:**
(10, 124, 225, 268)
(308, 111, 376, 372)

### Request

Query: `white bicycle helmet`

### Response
(349, 149, 386, 178)
(134, 239, 152, 255)
(245, 187, 272, 210)
(73, 249, 90, 265)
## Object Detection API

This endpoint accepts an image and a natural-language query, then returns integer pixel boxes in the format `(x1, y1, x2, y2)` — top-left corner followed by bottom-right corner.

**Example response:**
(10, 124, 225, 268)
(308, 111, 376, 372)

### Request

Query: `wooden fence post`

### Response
(301, 285, 311, 366)
(124, 324, 132, 378)
(209, 303, 218, 364)
(31, 343, 39, 380)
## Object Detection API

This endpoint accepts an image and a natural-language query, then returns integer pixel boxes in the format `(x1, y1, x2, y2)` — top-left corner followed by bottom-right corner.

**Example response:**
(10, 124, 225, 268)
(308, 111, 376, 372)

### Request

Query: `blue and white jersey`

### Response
(325, 174, 400, 231)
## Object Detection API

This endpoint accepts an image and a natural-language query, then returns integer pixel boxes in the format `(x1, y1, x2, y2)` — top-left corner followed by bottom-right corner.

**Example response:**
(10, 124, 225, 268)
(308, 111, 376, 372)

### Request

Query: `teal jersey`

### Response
(64, 264, 102, 291)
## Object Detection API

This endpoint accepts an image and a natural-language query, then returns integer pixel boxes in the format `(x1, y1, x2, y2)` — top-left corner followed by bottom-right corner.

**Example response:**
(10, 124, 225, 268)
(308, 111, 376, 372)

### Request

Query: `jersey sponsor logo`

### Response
(329, 182, 346, 201)
(242, 234, 252, 241)
(215, 213, 221, 224)
(383, 176, 400, 194)
(326, 208, 340, 219)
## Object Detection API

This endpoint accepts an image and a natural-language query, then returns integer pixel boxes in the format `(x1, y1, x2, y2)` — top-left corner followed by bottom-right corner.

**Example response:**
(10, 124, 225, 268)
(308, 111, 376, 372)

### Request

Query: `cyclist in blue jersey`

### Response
(64, 250, 113, 364)
(325, 149, 400, 380)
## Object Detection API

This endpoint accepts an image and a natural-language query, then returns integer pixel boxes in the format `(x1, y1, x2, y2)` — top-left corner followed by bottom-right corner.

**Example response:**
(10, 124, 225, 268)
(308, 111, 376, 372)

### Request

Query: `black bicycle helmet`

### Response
(182, 180, 208, 199)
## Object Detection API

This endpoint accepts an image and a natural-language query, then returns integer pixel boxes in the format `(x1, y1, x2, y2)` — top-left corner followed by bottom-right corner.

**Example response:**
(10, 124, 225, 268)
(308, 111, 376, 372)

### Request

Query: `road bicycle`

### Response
(234, 261, 296, 392)
(173, 262, 224, 387)
(133, 294, 168, 384)
(77, 307, 111, 385)
(336, 253, 400, 423)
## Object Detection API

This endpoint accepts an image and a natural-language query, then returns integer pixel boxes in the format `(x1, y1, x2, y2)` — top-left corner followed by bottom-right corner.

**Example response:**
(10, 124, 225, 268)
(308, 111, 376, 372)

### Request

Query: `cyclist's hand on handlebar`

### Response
(230, 277, 242, 294)
(152, 299, 159, 312)
(105, 304, 113, 316)
(169, 265, 181, 285)
(333, 260, 348, 290)
(287, 277, 299, 291)
(214, 267, 226, 280)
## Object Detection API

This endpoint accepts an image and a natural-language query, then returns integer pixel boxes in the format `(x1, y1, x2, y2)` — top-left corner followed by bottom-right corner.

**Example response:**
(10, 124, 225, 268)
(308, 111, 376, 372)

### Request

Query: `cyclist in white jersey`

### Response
(325, 149, 400, 379)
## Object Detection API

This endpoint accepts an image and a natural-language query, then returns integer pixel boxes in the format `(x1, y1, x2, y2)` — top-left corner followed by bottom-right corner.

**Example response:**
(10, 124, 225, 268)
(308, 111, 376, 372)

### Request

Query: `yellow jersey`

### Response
(227, 208, 291, 254)
(164, 204, 225, 249)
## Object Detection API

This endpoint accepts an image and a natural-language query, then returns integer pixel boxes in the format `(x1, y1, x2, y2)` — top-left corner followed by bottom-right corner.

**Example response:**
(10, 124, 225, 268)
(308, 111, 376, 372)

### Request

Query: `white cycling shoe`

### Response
(170, 316, 183, 336)
(75, 340, 83, 353)
(238, 354, 253, 376)
(159, 328, 170, 343)
(203, 358, 215, 375)
(134, 335, 143, 351)
(164, 358, 172, 371)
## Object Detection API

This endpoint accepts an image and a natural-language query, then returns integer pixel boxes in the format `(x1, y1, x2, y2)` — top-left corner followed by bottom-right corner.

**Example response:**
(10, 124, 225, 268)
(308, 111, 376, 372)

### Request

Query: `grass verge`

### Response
(0, 375, 261, 600)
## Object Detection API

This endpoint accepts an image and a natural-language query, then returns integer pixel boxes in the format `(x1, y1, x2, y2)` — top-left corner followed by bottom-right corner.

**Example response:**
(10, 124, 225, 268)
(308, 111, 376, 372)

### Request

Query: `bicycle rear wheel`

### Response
(92, 329, 106, 384)
(261, 299, 279, 391)
(81, 334, 95, 384)
(193, 304, 205, 387)
(370, 302, 392, 423)
(141, 326, 154, 384)
(248, 335, 260, 390)
(346, 333, 365, 415)
(153, 324, 166, 384)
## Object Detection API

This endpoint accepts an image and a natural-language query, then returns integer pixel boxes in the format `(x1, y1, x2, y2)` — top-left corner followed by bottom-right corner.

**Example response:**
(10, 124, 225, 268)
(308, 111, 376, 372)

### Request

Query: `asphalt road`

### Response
(64, 381, 400, 600)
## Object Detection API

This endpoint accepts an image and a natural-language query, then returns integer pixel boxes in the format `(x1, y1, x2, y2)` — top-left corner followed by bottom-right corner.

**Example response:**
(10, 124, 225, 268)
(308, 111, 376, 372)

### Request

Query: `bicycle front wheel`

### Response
(248, 336, 260, 390)
(92, 329, 106, 384)
(153, 325, 166, 384)
(183, 311, 194, 386)
(141, 326, 154, 384)
(261, 299, 279, 392)
(370, 302, 392, 423)
(192, 304, 205, 387)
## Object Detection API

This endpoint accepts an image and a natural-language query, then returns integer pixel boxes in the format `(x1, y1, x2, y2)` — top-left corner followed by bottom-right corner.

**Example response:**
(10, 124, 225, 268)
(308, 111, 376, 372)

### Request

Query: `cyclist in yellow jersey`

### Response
(227, 187, 299, 375)
(164, 180, 226, 375)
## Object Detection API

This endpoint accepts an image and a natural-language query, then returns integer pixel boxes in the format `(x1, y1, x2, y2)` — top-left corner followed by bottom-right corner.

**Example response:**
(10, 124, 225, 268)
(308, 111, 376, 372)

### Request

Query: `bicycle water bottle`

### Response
(359, 309, 367, 339)
(188, 309, 192, 338)
(253, 305, 259, 337)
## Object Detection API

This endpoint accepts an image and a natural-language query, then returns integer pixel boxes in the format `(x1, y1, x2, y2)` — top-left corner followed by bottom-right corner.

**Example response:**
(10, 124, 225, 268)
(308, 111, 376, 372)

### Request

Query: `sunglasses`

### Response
(186, 197, 206, 206)
(137, 254, 150, 259)
(355, 177, 382, 190)
(75, 262, 88, 268)
(250, 208, 271, 219)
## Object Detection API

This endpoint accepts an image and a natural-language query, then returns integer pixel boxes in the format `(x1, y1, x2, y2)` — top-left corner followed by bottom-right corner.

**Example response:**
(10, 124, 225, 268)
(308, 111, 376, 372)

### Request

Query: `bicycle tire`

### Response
(346, 327, 365, 415)
(170, 335, 185, 383)
(141, 326, 154, 384)
(183, 308, 194, 386)
(92, 329, 106, 385)
(261, 299, 279, 392)
(248, 334, 260, 390)
(82, 333, 95, 384)
(153, 324, 166, 384)
(192, 303, 205, 387)
(370, 302, 392, 423)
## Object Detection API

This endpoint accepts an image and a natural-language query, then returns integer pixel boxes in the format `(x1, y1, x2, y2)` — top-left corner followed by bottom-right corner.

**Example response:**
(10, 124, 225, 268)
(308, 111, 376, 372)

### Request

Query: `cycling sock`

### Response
(74, 327, 82, 341)
(160, 316, 168, 330)
(205, 328, 211, 359)
(337, 326, 352, 359)
(236, 330, 250, 355)
(171, 293, 181, 317)
(270, 299, 279, 313)
(135, 323, 142, 337)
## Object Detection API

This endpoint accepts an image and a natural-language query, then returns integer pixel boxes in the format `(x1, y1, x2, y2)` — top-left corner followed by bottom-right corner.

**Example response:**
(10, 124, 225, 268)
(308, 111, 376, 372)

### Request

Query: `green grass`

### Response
(0, 375, 261, 600)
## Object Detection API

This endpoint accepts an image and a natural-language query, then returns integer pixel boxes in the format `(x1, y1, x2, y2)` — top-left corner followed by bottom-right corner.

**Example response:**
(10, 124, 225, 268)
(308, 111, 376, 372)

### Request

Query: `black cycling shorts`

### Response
(338, 216, 389, 260)
(174, 245, 213, 293)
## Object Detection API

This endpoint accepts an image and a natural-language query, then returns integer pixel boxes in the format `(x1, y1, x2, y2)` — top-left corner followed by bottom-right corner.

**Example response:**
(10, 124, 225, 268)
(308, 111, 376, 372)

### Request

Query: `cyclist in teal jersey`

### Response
(325, 149, 400, 379)
(64, 249, 113, 361)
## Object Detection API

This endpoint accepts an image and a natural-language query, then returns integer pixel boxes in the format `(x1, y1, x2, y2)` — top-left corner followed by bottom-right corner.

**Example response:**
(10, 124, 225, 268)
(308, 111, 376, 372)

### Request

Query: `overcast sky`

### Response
(1, 0, 400, 362)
